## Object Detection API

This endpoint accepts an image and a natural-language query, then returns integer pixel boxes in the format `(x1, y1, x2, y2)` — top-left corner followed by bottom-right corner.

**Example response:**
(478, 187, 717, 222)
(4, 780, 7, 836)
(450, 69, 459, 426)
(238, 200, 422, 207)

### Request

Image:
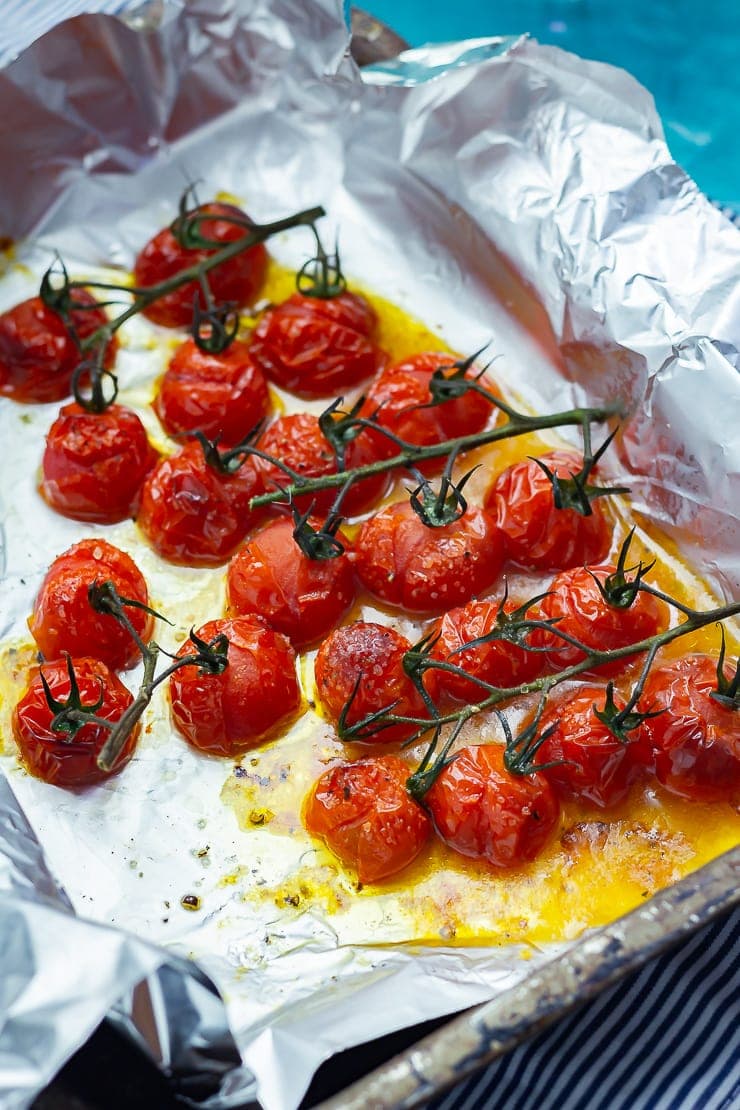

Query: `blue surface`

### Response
(368, 0, 740, 208)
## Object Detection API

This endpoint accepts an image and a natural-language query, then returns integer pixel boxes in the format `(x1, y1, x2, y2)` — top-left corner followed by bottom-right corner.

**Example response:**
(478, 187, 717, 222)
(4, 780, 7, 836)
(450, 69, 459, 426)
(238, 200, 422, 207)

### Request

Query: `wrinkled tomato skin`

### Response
(226, 515, 355, 650)
(486, 451, 612, 572)
(40, 403, 158, 523)
(133, 203, 267, 328)
(425, 744, 559, 868)
(136, 440, 263, 566)
(29, 539, 153, 672)
(13, 657, 139, 786)
(537, 687, 647, 809)
(304, 755, 431, 883)
(154, 338, 270, 445)
(425, 596, 546, 706)
(169, 617, 301, 757)
(249, 291, 385, 399)
(315, 622, 428, 745)
(530, 564, 668, 677)
(355, 500, 505, 615)
(640, 656, 740, 804)
(0, 292, 116, 404)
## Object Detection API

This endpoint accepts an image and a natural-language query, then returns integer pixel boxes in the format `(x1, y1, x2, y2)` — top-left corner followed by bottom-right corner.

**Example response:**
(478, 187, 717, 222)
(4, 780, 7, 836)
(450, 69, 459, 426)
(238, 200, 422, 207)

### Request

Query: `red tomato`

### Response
(136, 440, 263, 566)
(254, 411, 388, 517)
(154, 337, 270, 445)
(169, 617, 301, 756)
(537, 686, 647, 808)
(249, 291, 384, 399)
(530, 564, 668, 677)
(40, 402, 158, 523)
(13, 657, 139, 786)
(640, 655, 740, 804)
(425, 744, 559, 868)
(304, 755, 431, 883)
(314, 622, 428, 744)
(361, 352, 496, 475)
(29, 539, 153, 671)
(486, 450, 612, 571)
(133, 203, 267, 328)
(425, 596, 546, 706)
(0, 291, 116, 404)
(354, 500, 505, 614)
(226, 515, 355, 651)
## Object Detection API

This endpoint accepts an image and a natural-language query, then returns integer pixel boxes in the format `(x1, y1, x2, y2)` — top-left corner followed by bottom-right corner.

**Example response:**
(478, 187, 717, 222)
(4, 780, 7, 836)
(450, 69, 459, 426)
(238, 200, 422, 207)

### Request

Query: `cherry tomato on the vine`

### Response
(425, 743, 559, 868)
(0, 292, 116, 404)
(169, 617, 301, 757)
(13, 657, 138, 786)
(304, 755, 431, 883)
(29, 539, 153, 672)
(40, 402, 158, 523)
(133, 203, 267, 329)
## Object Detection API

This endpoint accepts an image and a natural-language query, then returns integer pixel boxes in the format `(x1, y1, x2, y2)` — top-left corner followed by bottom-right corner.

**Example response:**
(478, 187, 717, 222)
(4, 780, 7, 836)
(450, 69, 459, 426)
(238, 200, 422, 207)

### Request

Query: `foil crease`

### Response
(0, 3, 738, 1108)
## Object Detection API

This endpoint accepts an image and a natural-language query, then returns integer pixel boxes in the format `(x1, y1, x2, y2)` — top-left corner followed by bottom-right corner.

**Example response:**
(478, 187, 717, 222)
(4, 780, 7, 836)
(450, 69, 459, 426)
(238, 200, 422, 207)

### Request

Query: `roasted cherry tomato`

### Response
(0, 291, 116, 404)
(226, 515, 355, 651)
(249, 291, 384, 399)
(13, 657, 139, 786)
(640, 655, 740, 804)
(354, 500, 505, 614)
(136, 440, 263, 566)
(40, 402, 158, 523)
(254, 411, 388, 517)
(486, 450, 613, 572)
(133, 203, 267, 328)
(425, 595, 546, 706)
(314, 622, 428, 744)
(154, 337, 270, 445)
(537, 686, 647, 808)
(169, 617, 301, 757)
(361, 352, 496, 475)
(304, 755, 431, 883)
(530, 564, 668, 676)
(425, 743, 559, 868)
(29, 539, 153, 671)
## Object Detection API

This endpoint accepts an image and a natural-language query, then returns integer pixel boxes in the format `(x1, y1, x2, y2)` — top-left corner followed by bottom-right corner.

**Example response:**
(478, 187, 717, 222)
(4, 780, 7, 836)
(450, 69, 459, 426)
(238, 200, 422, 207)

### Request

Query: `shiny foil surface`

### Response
(0, 2, 738, 1108)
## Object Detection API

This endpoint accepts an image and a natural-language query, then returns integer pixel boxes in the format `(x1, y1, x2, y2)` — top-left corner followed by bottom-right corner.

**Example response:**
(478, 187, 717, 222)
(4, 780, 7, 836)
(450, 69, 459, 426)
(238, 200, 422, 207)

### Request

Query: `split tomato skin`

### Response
(226, 515, 355, 651)
(304, 755, 431, 883)
(486, 450, 613, 572)
(154, 337, 270, 446)
(13, 657, 138, 786)
(0, 292, 116, 404)
(640, 655, 740, 804)
(354, 500, 505, 615)
(425, 744, 559, 868)
(29, 538, 153, 672)
(133, 203, 267, 328)
(169, 617, 301, 757)
(40, 402, 158, 523)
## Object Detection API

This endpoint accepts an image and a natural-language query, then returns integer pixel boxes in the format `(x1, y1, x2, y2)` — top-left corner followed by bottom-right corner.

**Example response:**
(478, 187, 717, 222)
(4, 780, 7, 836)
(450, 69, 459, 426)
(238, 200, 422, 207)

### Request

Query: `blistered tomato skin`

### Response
(315, 622, 428, 745)
(154, 338, 270, 445)
(169, 617, 301, 757)
(425, 744, 560, 868)
(133, 203, 267, 329)
(40, 403, 158, 523)
(29, 539, 153, 672)
(304, 755, 431, 883)
(249, 291, 385, 399)
(13, 657, 138, 786)
(486, 451, 612, 572)
(226, 516, 355, 651)
(0, 292, 116, 404)
(355, 500, 505, 615)
(640, 655, 740, 804)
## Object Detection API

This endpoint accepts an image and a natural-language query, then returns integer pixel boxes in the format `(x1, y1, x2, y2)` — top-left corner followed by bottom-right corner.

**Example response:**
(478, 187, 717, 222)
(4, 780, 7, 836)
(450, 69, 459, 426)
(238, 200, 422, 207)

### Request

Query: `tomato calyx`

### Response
(407, 452, 479, 528)
(39, 654, 107, 741)
(591, 529, 657, 610)
(533, 427, 629, 519)
(336, 673, 404, 742)
(499, 701, 561, 776)
(170, 186, 256, 250)
(290, 499, 346, 561)
(296, 224, 346, 300)
(406, 718, 465, 802)
(191, 297, 240, 355)
(592, 661, 664, 743)
(317, 395, 368, 467)
(420, 345, 495, 408)
(87, 578, 170, 654)
(193, 425, 264, 476)
(710, 628, 740, 711)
